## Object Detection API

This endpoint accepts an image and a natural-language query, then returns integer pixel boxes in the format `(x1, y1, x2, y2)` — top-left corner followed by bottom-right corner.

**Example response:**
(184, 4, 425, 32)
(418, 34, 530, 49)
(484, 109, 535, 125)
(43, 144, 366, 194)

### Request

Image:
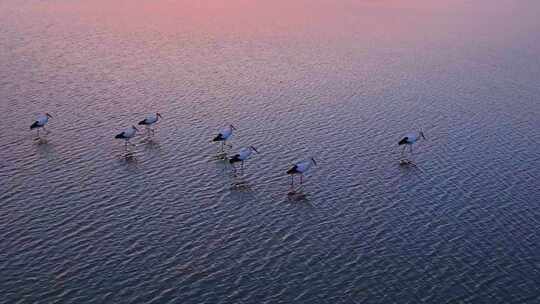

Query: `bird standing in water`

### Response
(138, 113, 162, 137)
(115, 125, 139, 149)
(398, 130, 426, 163)
(229, 146, 258, 174)
(212, 124, 236, 156)
(30, 113, 53, 140)
(286, 158, 317, 193)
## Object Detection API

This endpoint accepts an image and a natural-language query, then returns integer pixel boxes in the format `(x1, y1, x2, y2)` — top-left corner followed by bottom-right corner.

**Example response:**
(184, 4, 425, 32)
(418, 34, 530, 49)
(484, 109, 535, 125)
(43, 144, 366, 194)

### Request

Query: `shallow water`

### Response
(1, 1, 539, 303)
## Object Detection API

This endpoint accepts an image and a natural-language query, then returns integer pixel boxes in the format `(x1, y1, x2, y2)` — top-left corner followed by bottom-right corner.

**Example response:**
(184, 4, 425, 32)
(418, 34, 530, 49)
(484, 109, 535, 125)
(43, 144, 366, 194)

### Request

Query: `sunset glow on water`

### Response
(1, 1, 539, 303)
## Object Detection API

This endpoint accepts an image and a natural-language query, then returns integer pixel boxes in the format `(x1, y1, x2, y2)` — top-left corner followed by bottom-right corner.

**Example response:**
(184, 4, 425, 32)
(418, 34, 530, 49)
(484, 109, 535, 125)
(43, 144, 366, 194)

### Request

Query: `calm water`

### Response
(1, 1, 539, 303)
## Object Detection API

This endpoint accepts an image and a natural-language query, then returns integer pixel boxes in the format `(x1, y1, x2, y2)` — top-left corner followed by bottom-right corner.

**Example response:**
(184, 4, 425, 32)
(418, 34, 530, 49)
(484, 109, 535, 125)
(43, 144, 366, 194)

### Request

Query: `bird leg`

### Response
(300, 174, 303, 185)
(220, 141, 224, 153)
(290, 175, 295, 191)
(34, 129, 41, 141)
(401, 145, 406, 158)
(145, 127, 149, 136)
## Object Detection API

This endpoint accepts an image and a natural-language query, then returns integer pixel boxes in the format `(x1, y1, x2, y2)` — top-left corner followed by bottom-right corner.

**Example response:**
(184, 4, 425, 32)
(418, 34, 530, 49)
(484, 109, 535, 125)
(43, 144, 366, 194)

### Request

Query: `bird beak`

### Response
(251, 146, 259, 153)
(46, 113, 53, 118)
(157, 113, 162, 118)
(134, 126, 139, 131)
(421, 132, 426, 140)
(230, 124, 237, 130)
(311, 158, 317, 166)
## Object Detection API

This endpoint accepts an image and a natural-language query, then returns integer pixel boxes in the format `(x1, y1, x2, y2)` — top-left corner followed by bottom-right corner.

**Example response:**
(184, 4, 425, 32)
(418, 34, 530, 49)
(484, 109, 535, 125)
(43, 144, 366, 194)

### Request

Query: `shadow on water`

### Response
(398, 159, 425, 178)
(115, 150, 139, 170)
(229, 176, 253, 192)
(286, 189, 313, 205)
(34, 138, 56, 159)
(141, 138, 162, 154)
(215, 156, 254, 192)
(212, 152, 229, 161)
(212, 155, 235, 176)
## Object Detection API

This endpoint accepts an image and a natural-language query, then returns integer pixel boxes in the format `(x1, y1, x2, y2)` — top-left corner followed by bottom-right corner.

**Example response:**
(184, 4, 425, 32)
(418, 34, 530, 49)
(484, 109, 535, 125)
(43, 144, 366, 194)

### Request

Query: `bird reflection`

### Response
(35, 139, 55, 159)
(34, 137, 49, 146)
(399, 159, 424, 175)
(286, 190, 309, 202)
(116, 150, 138, 164)
(142, 138, 162, 153)
(230, 176, 252, 192)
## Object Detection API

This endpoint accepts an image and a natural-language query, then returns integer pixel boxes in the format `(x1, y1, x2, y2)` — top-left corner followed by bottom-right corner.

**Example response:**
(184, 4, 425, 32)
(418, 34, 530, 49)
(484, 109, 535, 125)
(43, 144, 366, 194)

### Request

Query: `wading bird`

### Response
(286, 158, 317, 192)
(115, 125, 139, 148)
(30, 113, 53, 139)
(398, 130, 426, 161)
(229, 146, 258, 172)
(212, 124, 236, 153)
(138, 113, 162, 137)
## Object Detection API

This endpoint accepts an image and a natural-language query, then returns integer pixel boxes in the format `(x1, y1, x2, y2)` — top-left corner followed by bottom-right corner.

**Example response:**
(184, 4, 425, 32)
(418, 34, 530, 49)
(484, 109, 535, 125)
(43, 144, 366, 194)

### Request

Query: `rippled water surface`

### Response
(1, 1, 540, 303)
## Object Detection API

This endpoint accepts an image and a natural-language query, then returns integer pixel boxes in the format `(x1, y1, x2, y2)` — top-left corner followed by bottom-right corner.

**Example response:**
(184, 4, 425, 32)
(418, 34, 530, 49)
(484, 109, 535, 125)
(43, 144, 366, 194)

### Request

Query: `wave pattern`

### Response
(1, 0, 540, 303)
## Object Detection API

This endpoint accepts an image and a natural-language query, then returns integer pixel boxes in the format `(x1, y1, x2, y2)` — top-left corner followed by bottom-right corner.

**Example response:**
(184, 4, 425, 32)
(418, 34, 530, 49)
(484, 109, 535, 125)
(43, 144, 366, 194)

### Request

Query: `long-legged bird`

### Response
(30, 113, 53, 139)
(138, 113, 162, 137)
(286, 158, 317, 192)
(229, 146, 258, 173)
(212, 124, 236, 153)
(115, 125, 139, 149)
(398, 131, 426, 161)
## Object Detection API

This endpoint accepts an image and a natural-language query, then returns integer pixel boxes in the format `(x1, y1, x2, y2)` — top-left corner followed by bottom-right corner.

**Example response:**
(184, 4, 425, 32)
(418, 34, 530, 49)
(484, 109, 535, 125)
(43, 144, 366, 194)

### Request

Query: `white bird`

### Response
(138, 113, 162, 137)
(30, 113, 52, 139)
(229, 146, 259, 171)
(286, 158, 317, 192)
(115, 125, 139, 148)
(212, 124, 236, 153)
(398, 130, 426, 160)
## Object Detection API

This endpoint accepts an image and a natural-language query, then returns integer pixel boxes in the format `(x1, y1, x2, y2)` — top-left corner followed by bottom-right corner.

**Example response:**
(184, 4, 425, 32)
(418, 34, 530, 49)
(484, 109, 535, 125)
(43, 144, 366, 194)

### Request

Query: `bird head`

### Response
(311, 158, 317, 166)
(230, 124, 237, 131)
(419, 130, 426, 140)
(45, 113, 53, 118)
(157, 113, 162, 119)
(250, 146, 259, 153)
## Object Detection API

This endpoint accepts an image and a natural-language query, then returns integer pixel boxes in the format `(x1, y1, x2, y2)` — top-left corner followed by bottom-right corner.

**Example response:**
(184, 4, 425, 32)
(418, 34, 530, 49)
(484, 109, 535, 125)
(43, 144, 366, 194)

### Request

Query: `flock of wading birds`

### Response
(30, 112, 426, 195)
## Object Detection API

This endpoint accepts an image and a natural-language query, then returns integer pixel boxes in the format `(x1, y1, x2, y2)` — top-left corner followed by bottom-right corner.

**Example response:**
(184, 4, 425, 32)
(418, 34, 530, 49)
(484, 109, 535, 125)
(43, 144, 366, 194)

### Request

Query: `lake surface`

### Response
(1, 1, 539, 303)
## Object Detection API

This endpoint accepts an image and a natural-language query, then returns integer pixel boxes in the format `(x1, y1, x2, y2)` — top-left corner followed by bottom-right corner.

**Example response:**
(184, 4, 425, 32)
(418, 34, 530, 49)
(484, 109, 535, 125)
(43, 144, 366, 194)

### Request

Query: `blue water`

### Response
(1, 1, 539, 303)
